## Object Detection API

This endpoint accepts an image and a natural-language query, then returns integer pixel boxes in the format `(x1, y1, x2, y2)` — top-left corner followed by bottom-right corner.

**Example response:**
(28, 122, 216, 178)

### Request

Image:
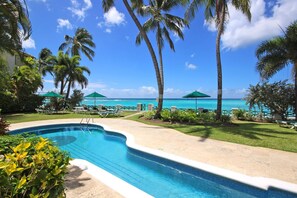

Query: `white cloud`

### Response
(190, 53, 195, 58)
(204, 0, 297, 49)
(103, 7, 125, 26)
(22, 37, 36, 49)
(57, 19, 73, 31)
(185, 62, 197, 70)
(68, 0, 92, 21)
(98, 7, 126, 33)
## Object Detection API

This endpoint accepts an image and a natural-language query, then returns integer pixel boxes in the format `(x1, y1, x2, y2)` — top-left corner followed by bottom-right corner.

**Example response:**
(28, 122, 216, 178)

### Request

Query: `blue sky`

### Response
(22, 0, 297, 98)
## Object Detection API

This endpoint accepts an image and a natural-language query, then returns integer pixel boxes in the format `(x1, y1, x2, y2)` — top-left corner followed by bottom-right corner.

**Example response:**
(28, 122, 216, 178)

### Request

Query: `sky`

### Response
(22, 0, 297, 98)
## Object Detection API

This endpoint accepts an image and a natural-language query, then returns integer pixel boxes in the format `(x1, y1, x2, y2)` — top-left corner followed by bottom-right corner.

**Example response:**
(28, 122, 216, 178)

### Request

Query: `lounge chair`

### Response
(98, 108, 122, 117)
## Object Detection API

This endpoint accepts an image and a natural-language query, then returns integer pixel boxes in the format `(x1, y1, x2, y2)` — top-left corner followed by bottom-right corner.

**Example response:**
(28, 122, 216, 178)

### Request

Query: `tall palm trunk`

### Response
(215, 7, 225, 121)
(122, 0, 163, 118)
(66, 80, 72, 99)
(157, 26, 164, 117)
(294, 62, 297, 120)
(59, 80, 65, 95)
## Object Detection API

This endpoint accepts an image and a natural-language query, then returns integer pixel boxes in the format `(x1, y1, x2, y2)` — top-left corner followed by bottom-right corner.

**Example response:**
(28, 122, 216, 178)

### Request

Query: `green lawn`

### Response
(128, 115, 297, 153)
(4, 111, 137, 124)
(4, 112, 297, 153)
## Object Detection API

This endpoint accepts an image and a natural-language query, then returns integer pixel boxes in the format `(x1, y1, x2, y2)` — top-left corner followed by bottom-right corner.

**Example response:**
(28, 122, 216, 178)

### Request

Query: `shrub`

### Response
(196, 112, 216, 123)
(161, 110, 171, 121)
(243, 112, 254, 121)
(143, 111, 155, 120)
(0, 117, 9, 135)
(232, 109, 246, 120)
(220, 115, 231, 123)
(0, 137, 70, 197)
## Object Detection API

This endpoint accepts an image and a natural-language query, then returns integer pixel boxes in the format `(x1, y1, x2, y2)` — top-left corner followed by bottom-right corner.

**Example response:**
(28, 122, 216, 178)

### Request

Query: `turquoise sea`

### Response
(82, 98, 250, 111)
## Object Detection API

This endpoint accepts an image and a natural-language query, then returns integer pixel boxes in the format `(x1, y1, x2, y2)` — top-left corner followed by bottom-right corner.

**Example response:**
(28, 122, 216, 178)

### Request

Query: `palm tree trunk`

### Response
(60, 80, 64, 95)
(157, 27, 164, 118)
(294, 62, 297, 120)
(122, 0, 163, 118)
(66, 80, 71, 99)
(215, 9, 225, 121)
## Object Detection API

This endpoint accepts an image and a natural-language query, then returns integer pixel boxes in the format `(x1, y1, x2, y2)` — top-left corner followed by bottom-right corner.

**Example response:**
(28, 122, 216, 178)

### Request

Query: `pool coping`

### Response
(9, 121, 297, 196)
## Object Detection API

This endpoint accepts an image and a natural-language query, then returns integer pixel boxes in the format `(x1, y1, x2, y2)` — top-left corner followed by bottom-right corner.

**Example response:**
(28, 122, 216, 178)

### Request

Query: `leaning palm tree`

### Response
(256, 20, 297, 118)
(185, 0, 251, 120)
(102, 0, 163, 118)
(135, 0, 187, 117)
(59, 28, 96, 61)
(0, 0, 32, 54)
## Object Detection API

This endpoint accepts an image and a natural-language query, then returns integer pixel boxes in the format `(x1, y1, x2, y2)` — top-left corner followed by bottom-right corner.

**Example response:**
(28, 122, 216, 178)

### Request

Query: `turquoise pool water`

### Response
(12, 124, 297, 198)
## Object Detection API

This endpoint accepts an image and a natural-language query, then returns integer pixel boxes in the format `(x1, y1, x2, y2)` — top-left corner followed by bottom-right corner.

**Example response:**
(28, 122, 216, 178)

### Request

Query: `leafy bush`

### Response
(220, 115, 231, 123)
(0, 137, 70, 197)
(243, 112, 254, 121)
(0, 117, 9, 135)
(68, 89, 84, 109)
(161, 109, 170, 121)
(232, 109, 246, 120)
(143, 111, 156, 120)
(196, 112, 216, 123)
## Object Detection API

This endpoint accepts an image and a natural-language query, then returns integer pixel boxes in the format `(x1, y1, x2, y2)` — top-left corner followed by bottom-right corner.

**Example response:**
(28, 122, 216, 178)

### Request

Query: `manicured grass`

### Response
(128, 115, 297, 153)
(4, 111, 137, 124)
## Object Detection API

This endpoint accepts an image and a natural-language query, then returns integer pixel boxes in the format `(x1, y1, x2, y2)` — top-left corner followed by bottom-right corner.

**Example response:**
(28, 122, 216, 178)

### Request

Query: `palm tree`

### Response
(63, 55, 90, 99)
(0, 0, 32, 54)
(46, 51, 69, 95)
(59, 28, 96, 61)
(47, 51, 90, 99)
(135, 0, 187, 117)
(256, 20, 297, 118)
(37, 48, 53, 76)
(185, 0, 251, 120)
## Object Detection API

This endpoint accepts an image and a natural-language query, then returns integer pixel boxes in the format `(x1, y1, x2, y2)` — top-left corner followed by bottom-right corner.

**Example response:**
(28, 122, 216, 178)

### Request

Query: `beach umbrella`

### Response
(85, 92, 106, 106)
(41, 91, 63, 98)
(183, 91, 210, 112)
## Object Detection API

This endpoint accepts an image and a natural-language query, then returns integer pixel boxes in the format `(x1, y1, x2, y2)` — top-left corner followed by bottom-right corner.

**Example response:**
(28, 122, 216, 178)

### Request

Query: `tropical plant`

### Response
(256, 20, 297, 118)
(102, 0, 163, 118)
(245, 81, 295, 120)
(185, 0, 251, 120)
(135, 0, 187, 118)
(59, 28, 96, 61)
(64, 55, 90, 99)
(0, 137, 70, 197)
(68, 89, 84, 109)
(47, 51, 90, 99)
(37, 48, 53, 76)
(0, 0, 32, 55)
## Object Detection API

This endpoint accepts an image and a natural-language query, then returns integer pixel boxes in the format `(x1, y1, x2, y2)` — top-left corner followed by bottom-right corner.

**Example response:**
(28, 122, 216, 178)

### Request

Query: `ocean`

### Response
(81, 98, 250, 111)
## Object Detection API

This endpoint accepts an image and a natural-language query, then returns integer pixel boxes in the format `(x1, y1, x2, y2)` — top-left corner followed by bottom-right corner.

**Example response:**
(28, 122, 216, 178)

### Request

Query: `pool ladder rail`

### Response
(80, 113, 94, 124)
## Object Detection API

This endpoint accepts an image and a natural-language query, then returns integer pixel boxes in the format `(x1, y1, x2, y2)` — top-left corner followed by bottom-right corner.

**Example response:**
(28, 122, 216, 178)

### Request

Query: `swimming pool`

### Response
(11, 124, 297, 198)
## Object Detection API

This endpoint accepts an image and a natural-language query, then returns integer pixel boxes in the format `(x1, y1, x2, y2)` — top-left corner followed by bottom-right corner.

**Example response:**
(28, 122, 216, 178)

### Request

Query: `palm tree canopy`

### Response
(256, 21, 297, 80)
(185, 0, 251, 30)
(135, 0, 188, 51)
(0, 0, 32, 54)
(59, 28, 96, 61)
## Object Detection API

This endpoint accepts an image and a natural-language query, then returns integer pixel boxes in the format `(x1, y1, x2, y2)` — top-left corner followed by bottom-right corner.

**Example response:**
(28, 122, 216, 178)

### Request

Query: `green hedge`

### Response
(0, 135, 70, 198)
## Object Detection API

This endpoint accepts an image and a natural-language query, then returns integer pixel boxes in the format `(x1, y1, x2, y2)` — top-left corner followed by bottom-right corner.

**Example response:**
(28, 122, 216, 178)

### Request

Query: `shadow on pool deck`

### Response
(65, 165, 123, 198)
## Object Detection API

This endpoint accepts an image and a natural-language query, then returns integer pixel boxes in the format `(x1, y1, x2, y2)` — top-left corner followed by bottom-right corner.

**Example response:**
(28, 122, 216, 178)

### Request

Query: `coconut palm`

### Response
(47, 51, 90, 99)
(135, 0, 187, 117)
(37, 48, 53, 76)
(102, 0, 163, 118)
(59, 28, 96, 61)
(0, 0, 32, 54)
(256, 20, 297, 118)
(46, 51, 69, 95)
(185, 0, 251, 120)
(63, 55, 90, 99)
